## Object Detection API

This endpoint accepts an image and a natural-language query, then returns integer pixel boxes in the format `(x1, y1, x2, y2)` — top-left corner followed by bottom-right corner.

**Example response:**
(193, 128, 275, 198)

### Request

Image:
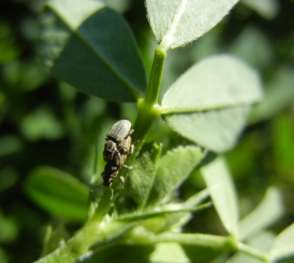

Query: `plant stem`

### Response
(35, 221, 269, 263)
(126, 231, 269, 262)
(145, 47, 166, 106)
(34, 221, 134, 263)
(238, 242, 269, 262)
(133, 47, 166, 150)
(126, 231, 232, 250)
(117, 202, 212, 222)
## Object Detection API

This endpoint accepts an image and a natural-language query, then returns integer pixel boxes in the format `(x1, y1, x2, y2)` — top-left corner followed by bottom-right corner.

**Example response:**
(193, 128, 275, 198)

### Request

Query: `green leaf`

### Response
(148, 146, 205, 205)
(173, 190, 210, 229)
(48, 0, 103, 29)
(164, 107, 250, 153)
(272, 115, 294, 177)
(91, 119, 113, 178)
(201, 158, 239, 237)
(42, 225, 69, 256)
(241, 0, 279, 19)
(230, 27, 272, 68)
(21, 107, 64, 141)
(150, 232, 228, 249)
(146, 0, 239, 49)
(150, 243, 190, 263)
(0, 213, 18, 243)
(139, 192, 210, 234)
(250, 68, 294, 123)
(25, 166, 89, 222)
(161, 55, 263, 152)
(0, 247, 8, 263)
(184, 246, 222, 263)
(49, 0, 146, 102)
(3, 61, 48, 92)
(270, 223, 294, 261)
(139, 190, 208, 236)
(127, 145, 161, 208)
(103, 0, 131, 13)
(0, 22, 20, 64)
(89, 184, 112, 221)
(239, 187, 284, 240)
(226, 231, 275, 263)
(41, 0, 103, 69)
(0, 168, 18, 192)
(82, 245, 152, 263)
(118, 202, 211, 222)
(0, 136, 23, 158)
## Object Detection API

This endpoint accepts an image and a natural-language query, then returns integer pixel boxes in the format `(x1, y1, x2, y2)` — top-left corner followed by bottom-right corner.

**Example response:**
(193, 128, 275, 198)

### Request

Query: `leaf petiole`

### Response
(133, 47, 166, 150)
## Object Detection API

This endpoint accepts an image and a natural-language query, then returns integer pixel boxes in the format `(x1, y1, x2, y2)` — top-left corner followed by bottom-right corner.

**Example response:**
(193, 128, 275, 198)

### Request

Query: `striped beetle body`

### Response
(102, 120, 134, 186)
(107, 120, 132, 143)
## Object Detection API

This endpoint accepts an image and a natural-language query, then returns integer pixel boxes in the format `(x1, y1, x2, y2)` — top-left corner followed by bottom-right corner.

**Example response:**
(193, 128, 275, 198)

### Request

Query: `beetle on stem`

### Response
(102, 120, 134, 186)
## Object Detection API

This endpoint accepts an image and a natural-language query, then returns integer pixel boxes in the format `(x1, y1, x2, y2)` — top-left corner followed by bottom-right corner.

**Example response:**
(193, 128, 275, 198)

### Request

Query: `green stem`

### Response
(126, 232, 269, 262)
(145, 47, 166, 106)
(34, 221, 134, 263)
(117, 202, 211, 222)
(238, 242, 269, 262)
(35, 222, 269, 263)
(126, 231, 232, 250)
(133, 47, 166, 151)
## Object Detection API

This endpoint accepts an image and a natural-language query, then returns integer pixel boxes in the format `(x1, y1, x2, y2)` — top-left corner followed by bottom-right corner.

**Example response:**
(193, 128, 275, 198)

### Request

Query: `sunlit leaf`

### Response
(48, 0, 102, 29)
(148, 146, 205, 205)
(230, 27, 272, 68)
(201, 158, 239, 237)
(146, 0, 239, 49)
(103, 0, 131, 13)
(239, 187, 284, 240)
(270, 223, 294, 261)
(162, 55, 263, 152)
(242, 0, 279, 19)
(150, 243, 190, 263)
(251, 68, 294, 123)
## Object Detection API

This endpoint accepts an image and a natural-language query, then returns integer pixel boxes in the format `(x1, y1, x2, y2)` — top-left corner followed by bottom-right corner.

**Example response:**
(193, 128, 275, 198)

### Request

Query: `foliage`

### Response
(0, 0, 293, 263)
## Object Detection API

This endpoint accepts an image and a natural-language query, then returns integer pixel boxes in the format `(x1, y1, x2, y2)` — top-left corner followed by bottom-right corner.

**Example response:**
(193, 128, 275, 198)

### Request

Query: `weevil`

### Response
(102, 162, 119, 186)
(102, 120, 134, 186)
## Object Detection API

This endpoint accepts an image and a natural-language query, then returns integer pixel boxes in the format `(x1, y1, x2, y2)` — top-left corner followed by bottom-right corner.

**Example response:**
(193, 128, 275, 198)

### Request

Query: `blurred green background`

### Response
(0, 0, 293, 262)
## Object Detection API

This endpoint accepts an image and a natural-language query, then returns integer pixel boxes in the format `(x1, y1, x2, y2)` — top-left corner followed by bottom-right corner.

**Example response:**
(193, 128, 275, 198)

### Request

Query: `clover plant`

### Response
(25, 1, 294, 262)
